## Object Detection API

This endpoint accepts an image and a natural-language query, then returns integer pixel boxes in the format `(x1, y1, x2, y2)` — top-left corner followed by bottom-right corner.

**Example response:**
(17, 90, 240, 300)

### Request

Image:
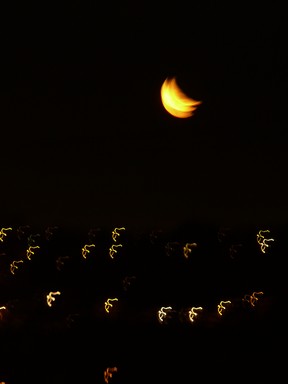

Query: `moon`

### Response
(160, 77, 202, 118)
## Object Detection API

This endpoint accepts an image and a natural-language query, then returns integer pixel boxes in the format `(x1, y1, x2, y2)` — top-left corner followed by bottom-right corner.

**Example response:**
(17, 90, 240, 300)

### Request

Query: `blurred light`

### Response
(10, 260, 24, 274)
(242, 291, 264, 307)
(183, 242, 197, 259)
(104, 367, 118, 384)
(160, 77, 201, 118)
(112, 227, 125, 242)
(26, 245, 40, 260)
(81, 243, 95, 259)
(217, 300, 231, 316)
(188, 306, 203, 322)
(0, 306, 6, 320)
(0, 227, 12, 242)
(109, 244, 123, 259)
(104, 298, 118, 313)
(158, 306, 173, 323)
(46, 291, 61, 307)
(257, 229, 274, 253)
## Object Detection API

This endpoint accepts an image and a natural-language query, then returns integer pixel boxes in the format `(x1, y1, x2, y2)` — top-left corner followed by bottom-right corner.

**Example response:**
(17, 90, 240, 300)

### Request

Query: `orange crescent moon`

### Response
(160, 77, 202, 118)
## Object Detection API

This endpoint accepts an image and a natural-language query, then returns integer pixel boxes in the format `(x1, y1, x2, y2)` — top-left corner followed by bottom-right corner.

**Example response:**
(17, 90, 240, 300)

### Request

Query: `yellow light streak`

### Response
(46, 291, 61, 307)
(112, 227, 125, 242)
(109, 243, 123, 259)
(10, 260, 24, 274)
(242, 291, 264, 307)
(0, 227, 12, 242)
(183, 242, 197, 258)
(81, 243, 95, 259)
(188, 306, 203, 322)
(158, 306, 172, 323)
(104, 298, 118, 313)
(217, 300, 231, 316)
(257, 229, 274, 253)
(26, 245, 40, 260)
(104, 367, 118, 384)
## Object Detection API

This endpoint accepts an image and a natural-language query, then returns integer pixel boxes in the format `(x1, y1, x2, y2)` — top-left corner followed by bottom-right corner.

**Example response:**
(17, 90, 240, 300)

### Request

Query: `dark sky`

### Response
(1, 3, 287, 383)
(1, 3, 288, 233)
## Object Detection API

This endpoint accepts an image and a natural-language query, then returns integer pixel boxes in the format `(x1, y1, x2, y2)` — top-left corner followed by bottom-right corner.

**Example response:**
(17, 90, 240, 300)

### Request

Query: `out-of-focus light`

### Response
(112, 227, 125, 242)
(0, 227, 12, 242)
(188, 306, 203, 322)
(183, 242, 197, 258)
(104, 298, 118, 313)
(26, 245, 40, 260)
(10, 260, 24, 274)
(257, 229, 274, 253)
(217, 300, 231, 316)
(160, 77, 202, 118)
(242, 291, 264, 307)
(46, 291, 61, 307)
(109, 244, 123, 259)
(158, 306, 173, 323)
(104, 367, 118, 383)
(81, 243, 95, 259)
(0, 306, 6, 320)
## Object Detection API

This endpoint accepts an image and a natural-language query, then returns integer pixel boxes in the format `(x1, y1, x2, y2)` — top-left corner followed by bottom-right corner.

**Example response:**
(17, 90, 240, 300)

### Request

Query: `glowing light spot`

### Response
(104, 367, 118, 384)
(10, 260, 24, 274)
(183, 242, 197, 258)
(104, 298, 118, 313)
(161, 77, 202, 118)
(157, 306, 173, 323)
(109, 244, 123, 259)
(0, 227, 12, 242)
(188, 306, 203, 322)
(217, 300, 231, 316)
(112, 227, 125, 242)
(26, 245, 40, 260)
(242, 291, 264, 307)
(46, 291, 61, 307)
(257, 229, 274, 253)
(81, 243, 95, 259)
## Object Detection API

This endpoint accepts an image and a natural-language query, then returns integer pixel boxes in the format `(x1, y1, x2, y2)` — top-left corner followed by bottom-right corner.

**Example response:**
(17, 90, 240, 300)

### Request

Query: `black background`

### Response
(1, 1, 287, 383)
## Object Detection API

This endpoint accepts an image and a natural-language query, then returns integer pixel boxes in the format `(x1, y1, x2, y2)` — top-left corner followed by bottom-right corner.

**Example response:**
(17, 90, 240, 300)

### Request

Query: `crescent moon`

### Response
(160, 77, 202, 118)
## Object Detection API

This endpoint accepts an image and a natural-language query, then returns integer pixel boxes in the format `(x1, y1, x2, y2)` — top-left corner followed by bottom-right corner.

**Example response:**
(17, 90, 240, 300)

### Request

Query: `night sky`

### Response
(1, 2, 287, 383)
